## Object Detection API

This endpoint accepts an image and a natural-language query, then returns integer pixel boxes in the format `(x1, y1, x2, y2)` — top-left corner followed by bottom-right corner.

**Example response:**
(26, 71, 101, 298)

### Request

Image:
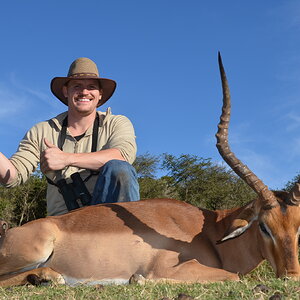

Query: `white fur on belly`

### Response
(63, 276, 129, 286)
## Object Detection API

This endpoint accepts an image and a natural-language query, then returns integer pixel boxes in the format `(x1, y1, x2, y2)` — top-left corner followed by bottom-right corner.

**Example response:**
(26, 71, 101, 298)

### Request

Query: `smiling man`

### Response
(0, 58, 140, 216)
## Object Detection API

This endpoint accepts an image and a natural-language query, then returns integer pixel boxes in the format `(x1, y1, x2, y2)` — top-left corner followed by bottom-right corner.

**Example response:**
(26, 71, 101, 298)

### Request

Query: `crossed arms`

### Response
(0, 144, 124, 186)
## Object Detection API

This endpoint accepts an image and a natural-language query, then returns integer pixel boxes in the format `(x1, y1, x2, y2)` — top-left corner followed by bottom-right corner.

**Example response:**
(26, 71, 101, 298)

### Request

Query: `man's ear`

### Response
(62, 85, 68, 98)
(97, 89, 103, 105)
(99, 89, 103, 99)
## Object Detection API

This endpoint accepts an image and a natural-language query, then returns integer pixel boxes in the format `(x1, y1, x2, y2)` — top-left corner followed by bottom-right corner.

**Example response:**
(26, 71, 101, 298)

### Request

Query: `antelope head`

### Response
(216, 53, 300, 279)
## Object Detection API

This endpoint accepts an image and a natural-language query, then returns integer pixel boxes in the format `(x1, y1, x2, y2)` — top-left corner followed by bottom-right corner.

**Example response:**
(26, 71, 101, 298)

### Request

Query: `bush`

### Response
(0, 173, 47, 226)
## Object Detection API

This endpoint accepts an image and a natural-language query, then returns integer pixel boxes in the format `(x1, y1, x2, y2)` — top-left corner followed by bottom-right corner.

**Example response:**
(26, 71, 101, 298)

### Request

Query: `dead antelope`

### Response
(0, 54, 299, 287)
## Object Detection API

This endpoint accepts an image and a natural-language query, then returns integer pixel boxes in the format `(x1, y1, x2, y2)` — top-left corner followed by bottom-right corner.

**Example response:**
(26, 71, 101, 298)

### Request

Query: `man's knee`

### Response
(101, 160, 137, 181)
(92, 159, 139, 204)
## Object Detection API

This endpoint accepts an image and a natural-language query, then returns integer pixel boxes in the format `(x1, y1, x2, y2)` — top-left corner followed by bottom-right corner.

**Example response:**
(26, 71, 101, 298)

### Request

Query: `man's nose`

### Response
(79, 87, 89, 94)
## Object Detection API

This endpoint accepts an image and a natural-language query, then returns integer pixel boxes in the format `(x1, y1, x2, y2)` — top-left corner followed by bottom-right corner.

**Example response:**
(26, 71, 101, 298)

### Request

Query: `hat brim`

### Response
(51, 77, 116, 107)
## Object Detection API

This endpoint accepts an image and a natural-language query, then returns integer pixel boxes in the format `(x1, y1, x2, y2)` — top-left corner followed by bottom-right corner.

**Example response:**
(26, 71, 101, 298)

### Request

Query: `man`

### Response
(0, 57, 139, 216)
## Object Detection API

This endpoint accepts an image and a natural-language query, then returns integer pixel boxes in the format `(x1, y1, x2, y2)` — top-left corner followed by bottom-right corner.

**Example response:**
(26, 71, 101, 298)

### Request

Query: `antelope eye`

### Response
(259, 223, 270, 237)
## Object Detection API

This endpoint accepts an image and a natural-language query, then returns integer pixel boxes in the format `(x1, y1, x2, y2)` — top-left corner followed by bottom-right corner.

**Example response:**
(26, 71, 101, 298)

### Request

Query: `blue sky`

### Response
(1, 0, 300, 190)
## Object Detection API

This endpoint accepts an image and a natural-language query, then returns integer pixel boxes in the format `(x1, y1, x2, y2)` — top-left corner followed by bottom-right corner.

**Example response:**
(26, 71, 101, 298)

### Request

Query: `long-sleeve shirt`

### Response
(6, 108, 137, 216)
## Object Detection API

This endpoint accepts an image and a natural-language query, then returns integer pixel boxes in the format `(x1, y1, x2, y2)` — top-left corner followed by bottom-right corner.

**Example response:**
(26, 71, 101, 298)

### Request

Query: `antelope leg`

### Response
(148, 259, 240, 283)
(0, 267, 65, 287)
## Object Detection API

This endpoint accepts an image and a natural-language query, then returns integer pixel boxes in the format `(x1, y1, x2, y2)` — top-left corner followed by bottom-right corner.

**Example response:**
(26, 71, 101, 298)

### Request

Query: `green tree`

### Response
(133, 153, 174, 199)
(133, 153, 160, 179)
(161, 153, 255, 209)
(0, 173, 47, 226)
(284, 173, 300, 192)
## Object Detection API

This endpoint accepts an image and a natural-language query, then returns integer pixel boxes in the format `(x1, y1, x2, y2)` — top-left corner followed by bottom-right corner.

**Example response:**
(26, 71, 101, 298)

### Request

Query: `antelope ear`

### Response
(217, 219, 251, 243)
(217, 203, 257, 244)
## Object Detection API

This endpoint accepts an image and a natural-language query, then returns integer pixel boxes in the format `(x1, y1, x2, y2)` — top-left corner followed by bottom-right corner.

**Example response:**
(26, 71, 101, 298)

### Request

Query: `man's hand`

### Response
(40, 138, 70, 173)
(0, 152, 17, 185)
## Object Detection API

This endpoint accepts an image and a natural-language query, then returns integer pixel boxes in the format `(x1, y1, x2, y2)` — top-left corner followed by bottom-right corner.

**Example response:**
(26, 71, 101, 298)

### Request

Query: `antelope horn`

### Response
(288, 180, 300, 206)
(215, 52, 278, 207)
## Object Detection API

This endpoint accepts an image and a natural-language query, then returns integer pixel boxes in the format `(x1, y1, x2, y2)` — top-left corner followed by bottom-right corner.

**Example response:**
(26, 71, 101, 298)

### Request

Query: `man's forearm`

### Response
(67, 148, 125, 171)
(41, 137, 127, 173)
(0, 152, 17, 185)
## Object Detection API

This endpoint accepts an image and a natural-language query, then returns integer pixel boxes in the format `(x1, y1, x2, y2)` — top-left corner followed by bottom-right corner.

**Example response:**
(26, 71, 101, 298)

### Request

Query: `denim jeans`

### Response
(90, 160, 140, 204)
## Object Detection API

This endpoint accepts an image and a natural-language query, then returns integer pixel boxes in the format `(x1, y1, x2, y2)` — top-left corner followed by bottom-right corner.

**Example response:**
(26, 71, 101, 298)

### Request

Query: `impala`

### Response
(0, 54, 299, 287)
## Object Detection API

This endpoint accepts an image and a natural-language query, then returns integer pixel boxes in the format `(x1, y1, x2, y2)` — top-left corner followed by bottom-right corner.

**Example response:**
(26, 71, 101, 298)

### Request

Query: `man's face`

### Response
(63, 79, 103, 115)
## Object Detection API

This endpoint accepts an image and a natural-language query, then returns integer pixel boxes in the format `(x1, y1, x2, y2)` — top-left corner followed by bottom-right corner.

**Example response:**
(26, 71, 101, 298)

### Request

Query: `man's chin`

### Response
(70, 107, 96, 116)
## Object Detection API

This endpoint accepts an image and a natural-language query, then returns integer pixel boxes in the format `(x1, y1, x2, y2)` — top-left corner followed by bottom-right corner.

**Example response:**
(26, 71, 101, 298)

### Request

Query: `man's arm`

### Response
(0, 152, 17, 185)
(40, 138, 125, 173)
(40, 113, 136, 174)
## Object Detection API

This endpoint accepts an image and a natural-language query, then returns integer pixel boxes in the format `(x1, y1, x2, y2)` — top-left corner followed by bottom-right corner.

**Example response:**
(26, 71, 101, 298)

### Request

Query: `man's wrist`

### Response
(65, 153, 75, 167)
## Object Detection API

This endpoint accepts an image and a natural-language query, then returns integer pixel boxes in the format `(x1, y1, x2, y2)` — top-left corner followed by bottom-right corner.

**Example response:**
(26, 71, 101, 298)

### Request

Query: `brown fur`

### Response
(0, 196, 298, 286)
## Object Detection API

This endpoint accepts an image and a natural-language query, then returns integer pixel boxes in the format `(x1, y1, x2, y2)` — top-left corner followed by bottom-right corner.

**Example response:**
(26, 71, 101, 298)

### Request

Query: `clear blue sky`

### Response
(1, 0, 300, 190)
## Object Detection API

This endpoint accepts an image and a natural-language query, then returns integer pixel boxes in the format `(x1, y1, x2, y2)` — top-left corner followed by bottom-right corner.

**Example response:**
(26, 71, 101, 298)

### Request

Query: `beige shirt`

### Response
(6, 108, 137, 216)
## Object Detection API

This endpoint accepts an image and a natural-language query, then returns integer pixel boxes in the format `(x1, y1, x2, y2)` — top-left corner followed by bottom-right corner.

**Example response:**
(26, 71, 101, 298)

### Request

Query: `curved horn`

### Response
(215, 52, 277, 207)
(288, 181, 300, 206)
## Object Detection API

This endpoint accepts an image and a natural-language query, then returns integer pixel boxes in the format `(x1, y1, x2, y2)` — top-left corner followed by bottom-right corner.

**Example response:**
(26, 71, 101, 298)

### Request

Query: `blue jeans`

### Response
(90, 160, 140, 204)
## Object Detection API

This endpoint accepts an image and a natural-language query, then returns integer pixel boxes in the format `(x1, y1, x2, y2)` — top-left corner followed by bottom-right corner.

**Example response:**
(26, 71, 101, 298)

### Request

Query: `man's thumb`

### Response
(44, 138, 56, 148)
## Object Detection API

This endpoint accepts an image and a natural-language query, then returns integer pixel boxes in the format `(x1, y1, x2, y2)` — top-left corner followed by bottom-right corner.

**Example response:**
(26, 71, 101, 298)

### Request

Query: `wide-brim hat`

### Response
(51, 57, 116, 107)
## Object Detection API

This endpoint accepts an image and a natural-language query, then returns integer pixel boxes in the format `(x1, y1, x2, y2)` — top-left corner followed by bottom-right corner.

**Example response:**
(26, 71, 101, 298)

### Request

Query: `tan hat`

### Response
(51, 57, 116, 107)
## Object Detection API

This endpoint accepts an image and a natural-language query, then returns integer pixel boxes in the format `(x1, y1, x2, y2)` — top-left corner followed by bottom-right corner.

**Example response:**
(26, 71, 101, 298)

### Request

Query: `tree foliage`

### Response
(161, 153, 255, 209)
(134, 153, 256, 209)
(0, 172, 47, 226)
(283, 172, 300, 192)
(133, 153, 160, 179)
(133, 153, 176, 199)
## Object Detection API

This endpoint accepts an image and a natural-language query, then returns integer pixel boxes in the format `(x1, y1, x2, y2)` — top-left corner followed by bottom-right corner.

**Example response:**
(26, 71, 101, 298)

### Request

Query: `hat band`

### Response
(69, 73, 98, 78)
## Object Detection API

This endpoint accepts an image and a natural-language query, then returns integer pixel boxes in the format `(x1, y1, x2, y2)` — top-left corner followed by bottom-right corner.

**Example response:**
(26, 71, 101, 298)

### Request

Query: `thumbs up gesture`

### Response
(40, 138, 69, 173)
(44, 138, 57, 149)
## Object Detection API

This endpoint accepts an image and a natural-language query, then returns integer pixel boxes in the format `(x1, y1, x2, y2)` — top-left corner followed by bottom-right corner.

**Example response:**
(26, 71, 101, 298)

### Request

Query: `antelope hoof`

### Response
(0, 220, 8, 238)
(129, 273, 146, 285)
(27, 273, 65, 286)
(55, 274, 66, 285)
(27, 274, 50, 286)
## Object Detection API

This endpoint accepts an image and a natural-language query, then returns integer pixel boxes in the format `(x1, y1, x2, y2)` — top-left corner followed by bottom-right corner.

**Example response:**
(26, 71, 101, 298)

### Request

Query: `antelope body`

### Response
(0, 54, 299, 286)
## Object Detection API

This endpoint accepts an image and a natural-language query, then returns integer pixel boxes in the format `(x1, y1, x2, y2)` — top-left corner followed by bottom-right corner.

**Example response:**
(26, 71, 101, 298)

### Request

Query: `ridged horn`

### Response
(288, 181, 300, 206)
(215, 52, 278, 207)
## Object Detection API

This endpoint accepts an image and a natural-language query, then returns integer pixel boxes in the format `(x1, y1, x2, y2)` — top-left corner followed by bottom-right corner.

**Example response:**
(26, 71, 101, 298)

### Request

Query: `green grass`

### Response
(0, 263, 299, 300)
